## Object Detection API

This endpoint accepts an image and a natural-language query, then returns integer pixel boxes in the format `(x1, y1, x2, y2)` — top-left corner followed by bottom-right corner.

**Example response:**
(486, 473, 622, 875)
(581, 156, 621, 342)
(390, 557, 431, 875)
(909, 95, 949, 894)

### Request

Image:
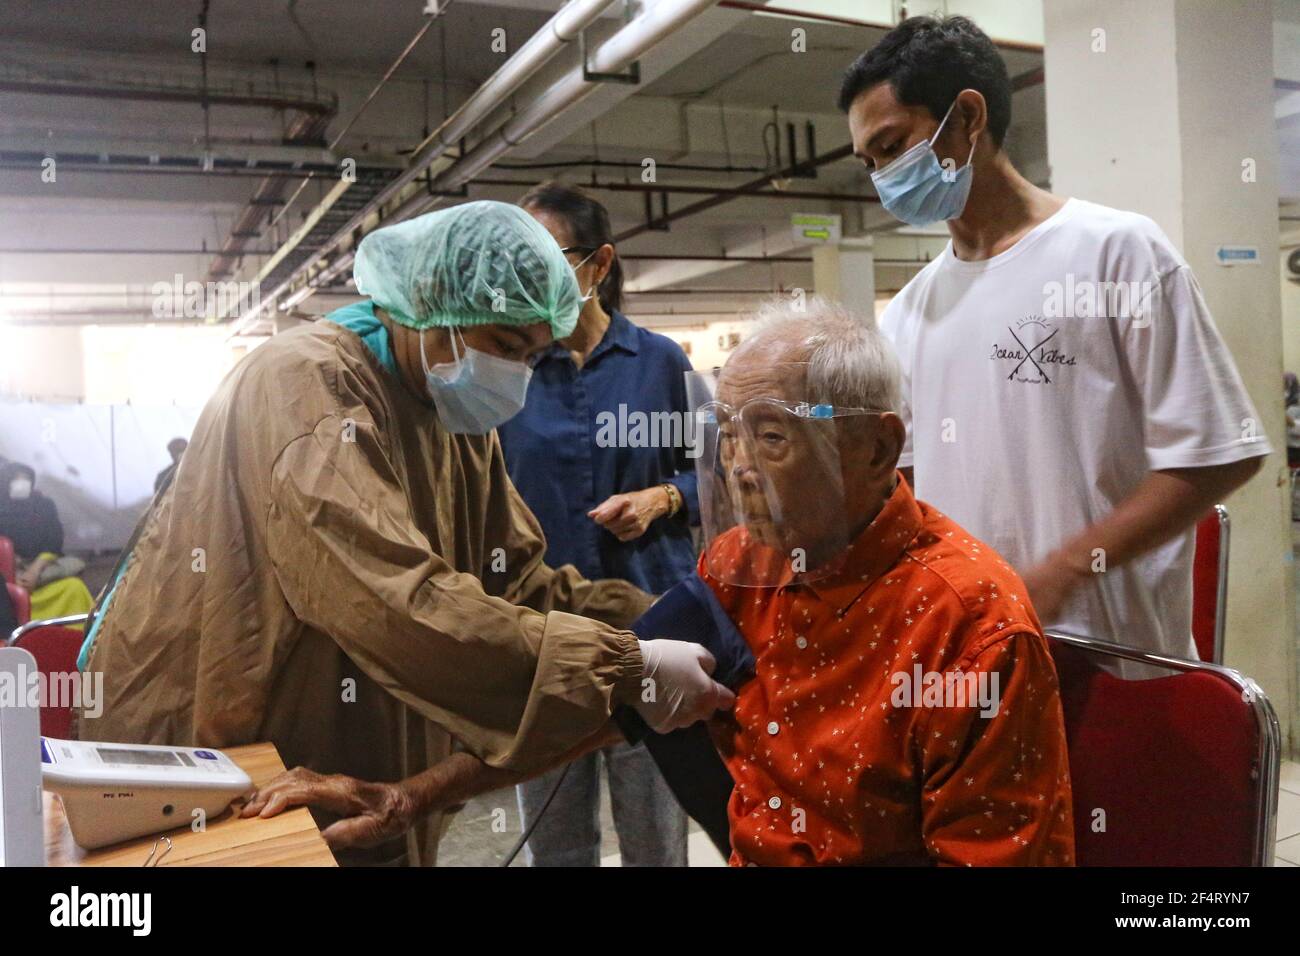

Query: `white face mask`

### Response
(8, 478, 33, 500)
(571, 249, 598, 305)
(420, 327, 534, 435)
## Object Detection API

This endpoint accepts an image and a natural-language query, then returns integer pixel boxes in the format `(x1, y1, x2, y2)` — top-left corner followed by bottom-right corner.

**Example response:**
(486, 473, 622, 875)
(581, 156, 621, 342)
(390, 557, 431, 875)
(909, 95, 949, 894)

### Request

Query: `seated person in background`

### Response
(0, 567, 18, 637)
(0, 462, 94, 628)
(694, 297, 1073, 866)
(245, 296, 1075, 868)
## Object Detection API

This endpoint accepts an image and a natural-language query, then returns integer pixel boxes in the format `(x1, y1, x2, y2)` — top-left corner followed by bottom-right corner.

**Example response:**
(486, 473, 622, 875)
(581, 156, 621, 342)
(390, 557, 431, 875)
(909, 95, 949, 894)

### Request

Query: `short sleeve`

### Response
(1129, 266, 1271, 470)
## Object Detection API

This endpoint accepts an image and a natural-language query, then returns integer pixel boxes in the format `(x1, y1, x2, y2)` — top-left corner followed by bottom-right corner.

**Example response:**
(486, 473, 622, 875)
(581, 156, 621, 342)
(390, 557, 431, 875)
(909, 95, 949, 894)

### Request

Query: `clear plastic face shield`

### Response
(686, 365, 880, 588)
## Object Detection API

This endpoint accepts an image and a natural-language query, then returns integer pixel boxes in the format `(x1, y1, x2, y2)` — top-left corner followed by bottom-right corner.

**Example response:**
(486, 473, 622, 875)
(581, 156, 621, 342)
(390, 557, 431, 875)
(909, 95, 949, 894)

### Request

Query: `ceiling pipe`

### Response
(287, 252, 930, 305)
(461, 175, 880, 203)
(235, 0, 621, 329)
(280, 24, 1040, 304)
(406, 0, 619, 169)
(615, 141, 854, 241)
(277, 143, 885, 304)
(276, 0, 725, 309)
(0, 78, 336, 114)
(274, 0, 1047, 318)
(608, 63, 1047, 242)
(715, 1, 1044, 52)
(3, 316, 211, 328)
(620, 255, 934, 264)
(0, 158, 357, 178)
(627, 287, 796, 294)
(0, 247, 279, 255)
(624, 253, 811, 262)
(283, 149, 841, 307)
(412, 0, 723, 203)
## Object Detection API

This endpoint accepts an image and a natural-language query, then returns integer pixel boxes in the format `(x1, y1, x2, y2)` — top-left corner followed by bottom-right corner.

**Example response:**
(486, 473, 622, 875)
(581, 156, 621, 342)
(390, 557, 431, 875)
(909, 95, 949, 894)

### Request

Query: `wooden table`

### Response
(44, 742, 337, 867)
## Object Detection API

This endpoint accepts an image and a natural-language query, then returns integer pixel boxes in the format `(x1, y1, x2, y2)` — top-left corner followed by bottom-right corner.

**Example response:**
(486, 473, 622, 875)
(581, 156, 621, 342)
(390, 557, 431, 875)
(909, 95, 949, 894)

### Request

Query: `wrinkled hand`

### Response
(588, 488, 671, 542)
(240, 766, 416, 851)
(633, 638, 735, 733)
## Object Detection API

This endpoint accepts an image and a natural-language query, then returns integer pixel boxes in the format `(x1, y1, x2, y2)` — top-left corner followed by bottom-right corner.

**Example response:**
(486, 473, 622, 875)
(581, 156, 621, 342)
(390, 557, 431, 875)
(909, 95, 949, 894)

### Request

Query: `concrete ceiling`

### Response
(0, 0, 1294, 328)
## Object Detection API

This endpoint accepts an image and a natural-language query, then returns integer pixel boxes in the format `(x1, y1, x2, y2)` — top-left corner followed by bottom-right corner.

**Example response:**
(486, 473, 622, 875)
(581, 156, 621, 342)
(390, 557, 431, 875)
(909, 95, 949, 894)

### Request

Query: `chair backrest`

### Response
(1048, 631, 1278, 866)
(0, 535, 14, 581)
(5, 582, 29, 627)
(12, 622, 86, 739)
(1191, 505, 1229, 663)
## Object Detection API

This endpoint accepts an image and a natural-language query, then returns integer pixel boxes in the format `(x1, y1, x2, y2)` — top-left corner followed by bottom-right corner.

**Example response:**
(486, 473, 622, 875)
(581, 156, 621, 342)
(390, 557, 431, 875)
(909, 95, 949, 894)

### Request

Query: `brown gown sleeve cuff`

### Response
(610, 629, 645, 706)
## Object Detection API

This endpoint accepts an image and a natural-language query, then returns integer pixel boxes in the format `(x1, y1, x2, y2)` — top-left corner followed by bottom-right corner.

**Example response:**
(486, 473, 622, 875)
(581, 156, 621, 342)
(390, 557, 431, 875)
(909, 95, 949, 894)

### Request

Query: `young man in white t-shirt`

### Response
(837, 15, 1269, 672)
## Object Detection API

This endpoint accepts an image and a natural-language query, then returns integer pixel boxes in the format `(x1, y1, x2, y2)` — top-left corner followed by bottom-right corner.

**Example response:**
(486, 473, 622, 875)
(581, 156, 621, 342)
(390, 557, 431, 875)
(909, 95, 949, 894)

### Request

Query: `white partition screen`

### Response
(0, 401, 202, 553)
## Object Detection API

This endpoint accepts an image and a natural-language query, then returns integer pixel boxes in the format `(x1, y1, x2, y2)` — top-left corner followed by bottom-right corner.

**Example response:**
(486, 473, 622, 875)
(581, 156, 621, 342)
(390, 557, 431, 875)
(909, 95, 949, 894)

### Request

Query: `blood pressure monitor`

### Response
(41, 737, 252, 849)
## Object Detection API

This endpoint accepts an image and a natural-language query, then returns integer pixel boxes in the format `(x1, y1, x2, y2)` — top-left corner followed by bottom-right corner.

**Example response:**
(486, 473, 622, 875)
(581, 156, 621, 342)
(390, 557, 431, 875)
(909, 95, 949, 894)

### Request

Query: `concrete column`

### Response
(812, 238, 876, 320)
(1283, 251, 1300, 373)
(1044, 0, 1295, 752)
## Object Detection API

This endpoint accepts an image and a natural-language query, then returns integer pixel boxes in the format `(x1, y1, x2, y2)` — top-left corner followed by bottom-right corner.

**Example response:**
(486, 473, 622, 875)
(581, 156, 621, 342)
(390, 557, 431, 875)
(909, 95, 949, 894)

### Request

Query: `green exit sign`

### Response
(791, 213, 841, 244)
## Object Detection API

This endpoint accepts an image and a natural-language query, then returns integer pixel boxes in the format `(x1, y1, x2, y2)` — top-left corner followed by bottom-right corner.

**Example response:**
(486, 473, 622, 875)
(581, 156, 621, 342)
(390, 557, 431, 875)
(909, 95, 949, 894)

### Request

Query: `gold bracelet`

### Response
(661, 483, 682, 517)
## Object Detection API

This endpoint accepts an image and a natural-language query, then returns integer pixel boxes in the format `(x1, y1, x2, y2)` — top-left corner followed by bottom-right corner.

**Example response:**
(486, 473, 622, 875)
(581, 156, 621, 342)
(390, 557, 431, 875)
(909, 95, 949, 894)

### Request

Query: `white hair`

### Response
(736, 295, 902, 412)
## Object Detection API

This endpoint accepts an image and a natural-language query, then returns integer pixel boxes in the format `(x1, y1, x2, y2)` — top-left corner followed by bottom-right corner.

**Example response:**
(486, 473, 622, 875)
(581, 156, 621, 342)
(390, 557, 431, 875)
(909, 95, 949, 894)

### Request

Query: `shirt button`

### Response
(768, 796, 782, 810)
(795, 636, 808, 649)
(766, 721, 780, 736)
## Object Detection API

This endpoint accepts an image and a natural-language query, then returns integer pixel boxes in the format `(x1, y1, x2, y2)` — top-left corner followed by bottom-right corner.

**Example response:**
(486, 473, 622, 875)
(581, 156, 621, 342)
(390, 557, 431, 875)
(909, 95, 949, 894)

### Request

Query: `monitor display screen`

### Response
(96, 747, 183, 767)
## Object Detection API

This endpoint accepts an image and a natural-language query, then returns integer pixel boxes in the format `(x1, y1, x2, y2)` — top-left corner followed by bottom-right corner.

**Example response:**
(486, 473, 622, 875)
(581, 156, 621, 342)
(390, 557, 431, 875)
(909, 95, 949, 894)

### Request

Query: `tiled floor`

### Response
(1278, 762, 1300, 866)
(436, 782, 724, 866)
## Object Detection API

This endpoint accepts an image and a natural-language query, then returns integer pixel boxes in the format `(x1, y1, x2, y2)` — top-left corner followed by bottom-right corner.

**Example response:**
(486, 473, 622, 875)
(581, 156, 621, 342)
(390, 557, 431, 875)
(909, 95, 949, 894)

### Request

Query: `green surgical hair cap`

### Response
(353, 200, 581, 339)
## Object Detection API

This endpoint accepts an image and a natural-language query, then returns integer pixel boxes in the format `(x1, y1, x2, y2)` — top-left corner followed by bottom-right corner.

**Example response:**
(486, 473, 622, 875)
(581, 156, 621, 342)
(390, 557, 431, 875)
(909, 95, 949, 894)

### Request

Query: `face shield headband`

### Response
(686, 366, 885, 588)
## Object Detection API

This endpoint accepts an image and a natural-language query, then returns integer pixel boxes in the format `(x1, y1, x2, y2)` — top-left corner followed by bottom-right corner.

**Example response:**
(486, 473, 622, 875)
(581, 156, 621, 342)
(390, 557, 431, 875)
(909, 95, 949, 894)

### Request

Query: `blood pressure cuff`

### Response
(633, 573, 755, 690)
(612, 573, 755, 856)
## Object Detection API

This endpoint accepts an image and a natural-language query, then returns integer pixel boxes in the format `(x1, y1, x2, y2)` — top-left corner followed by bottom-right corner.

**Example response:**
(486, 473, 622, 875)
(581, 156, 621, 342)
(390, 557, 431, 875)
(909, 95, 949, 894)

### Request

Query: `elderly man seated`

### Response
(684, 297, 1074, 866)
(247, 296, 1074, 867)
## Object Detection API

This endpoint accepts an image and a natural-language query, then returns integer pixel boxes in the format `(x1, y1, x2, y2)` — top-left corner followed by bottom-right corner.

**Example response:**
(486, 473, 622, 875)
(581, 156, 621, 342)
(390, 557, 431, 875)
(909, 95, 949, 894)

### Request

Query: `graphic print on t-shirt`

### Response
(989, 315, 1078, 385)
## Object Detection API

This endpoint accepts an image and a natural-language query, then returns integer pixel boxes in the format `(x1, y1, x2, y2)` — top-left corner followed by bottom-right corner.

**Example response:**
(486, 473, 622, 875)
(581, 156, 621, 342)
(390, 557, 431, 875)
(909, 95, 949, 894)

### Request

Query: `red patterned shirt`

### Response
(703, 476, 1075, 866)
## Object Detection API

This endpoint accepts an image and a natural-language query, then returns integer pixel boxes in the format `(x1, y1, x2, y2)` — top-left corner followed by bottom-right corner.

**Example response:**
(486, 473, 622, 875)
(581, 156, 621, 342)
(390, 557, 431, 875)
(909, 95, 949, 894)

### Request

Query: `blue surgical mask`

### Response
(421, 327, 533, 434)
(871, 99, 976, 227)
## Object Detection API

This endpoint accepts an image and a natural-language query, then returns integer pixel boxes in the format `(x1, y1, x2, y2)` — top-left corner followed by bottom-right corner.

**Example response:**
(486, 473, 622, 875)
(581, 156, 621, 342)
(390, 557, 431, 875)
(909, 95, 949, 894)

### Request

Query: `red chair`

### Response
(8, 613, 89, 739)
(6, 581, 30, 627)
(0, 535, 14, 581)
(1048, 631, 1279, 866)
(1191, 505, 1229, 664)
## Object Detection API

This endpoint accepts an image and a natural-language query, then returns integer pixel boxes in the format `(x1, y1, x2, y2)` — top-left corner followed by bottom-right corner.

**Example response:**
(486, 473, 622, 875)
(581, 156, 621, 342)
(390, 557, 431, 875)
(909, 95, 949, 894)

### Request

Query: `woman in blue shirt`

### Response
(501, 182, 697, 866)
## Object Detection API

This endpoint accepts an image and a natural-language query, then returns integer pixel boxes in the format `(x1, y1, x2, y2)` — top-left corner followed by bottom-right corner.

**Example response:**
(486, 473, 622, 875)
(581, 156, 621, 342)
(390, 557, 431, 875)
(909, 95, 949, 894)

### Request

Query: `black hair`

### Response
(0, 461, 35, 502)
(1, 462, 35, 485)
(518, 181, 624, 314)
(837, 15, 1012, 149)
